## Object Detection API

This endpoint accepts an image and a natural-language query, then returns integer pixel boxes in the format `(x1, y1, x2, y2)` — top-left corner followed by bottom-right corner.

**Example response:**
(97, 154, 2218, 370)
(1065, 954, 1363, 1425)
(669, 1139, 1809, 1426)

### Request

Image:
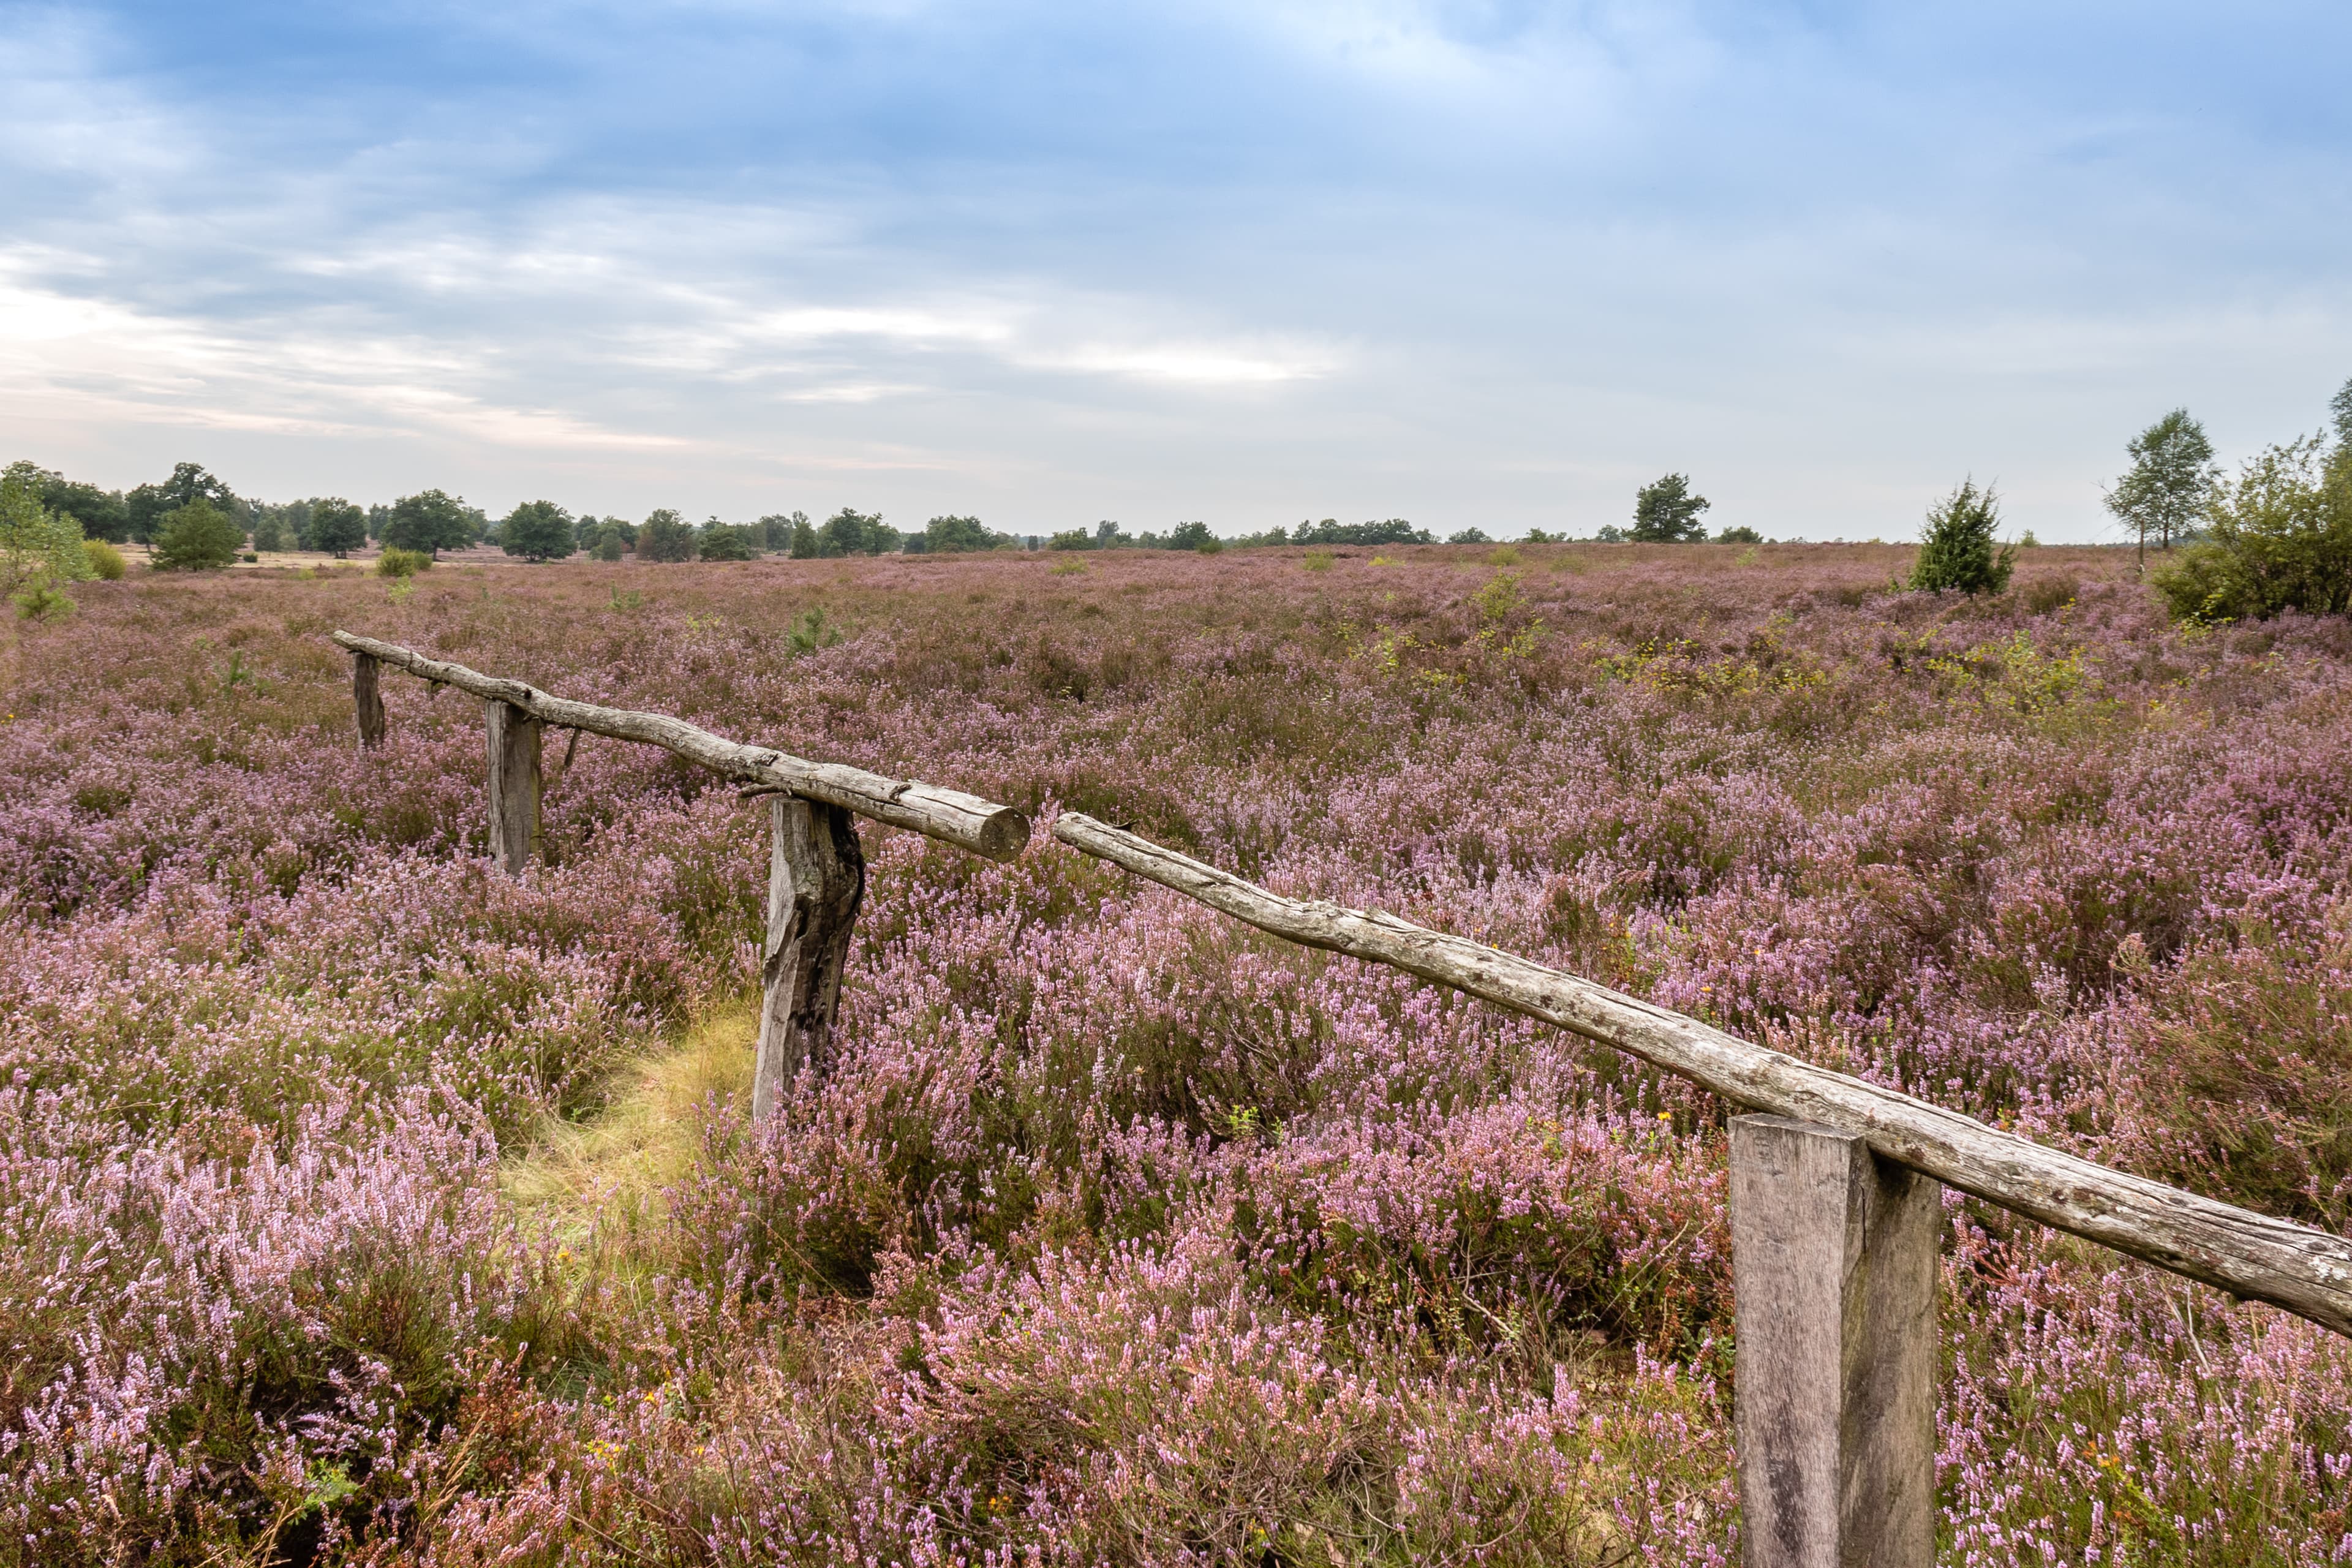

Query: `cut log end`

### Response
(973, 807, 1033, 862)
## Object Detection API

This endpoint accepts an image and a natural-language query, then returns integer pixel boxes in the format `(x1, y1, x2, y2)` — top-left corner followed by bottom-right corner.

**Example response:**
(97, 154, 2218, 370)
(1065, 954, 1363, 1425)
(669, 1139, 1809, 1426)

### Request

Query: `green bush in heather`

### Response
(500, 499, 576, 562)
(638, 508, 697, 562)
(1909, 480, 2014, 595)
(83, 538, 127, 579)
(2154, 435, 2352, 623)
(149, 499, 245, 571)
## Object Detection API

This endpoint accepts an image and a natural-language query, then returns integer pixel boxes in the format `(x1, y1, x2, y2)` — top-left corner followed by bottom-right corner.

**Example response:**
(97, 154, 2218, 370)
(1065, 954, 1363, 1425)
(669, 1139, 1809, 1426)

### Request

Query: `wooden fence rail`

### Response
(332, 632, 1028, 860)
(1049, 814, 2352, 1338)
(335, 631, 2352, 1568)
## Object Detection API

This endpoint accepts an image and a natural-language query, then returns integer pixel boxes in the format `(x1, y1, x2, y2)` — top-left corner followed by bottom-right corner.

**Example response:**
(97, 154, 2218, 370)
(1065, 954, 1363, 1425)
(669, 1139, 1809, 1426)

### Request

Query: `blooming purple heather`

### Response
(2, 543, 2347, 1562)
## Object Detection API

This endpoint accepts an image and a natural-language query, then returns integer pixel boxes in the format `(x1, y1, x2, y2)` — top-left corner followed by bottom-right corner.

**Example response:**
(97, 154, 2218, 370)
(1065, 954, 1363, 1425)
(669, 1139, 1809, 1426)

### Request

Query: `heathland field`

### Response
(5, 541, 2350, 1564)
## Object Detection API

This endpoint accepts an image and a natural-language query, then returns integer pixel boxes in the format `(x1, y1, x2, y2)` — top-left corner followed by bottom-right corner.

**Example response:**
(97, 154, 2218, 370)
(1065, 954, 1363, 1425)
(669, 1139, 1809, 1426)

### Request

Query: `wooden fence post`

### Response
(483, 700, 542, 875)
(751, 796, 865, 1126)
(1731, 1114, 1939, 1568)
(353, 653, 386, 749)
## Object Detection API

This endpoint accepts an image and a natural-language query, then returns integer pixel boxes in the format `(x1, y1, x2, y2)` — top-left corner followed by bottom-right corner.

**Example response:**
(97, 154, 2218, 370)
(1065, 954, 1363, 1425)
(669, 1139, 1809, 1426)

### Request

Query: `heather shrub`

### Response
(534, 1234, 1735, 1568)
(2121, 917, 2352, 1227)
(2, 545, 2350, 1562)
(375, 546, 431, 578)
(0, 1098, 590, 1566)
(1941, 1215, 2352, 1559)
(1237, 1101, 1732, 1355)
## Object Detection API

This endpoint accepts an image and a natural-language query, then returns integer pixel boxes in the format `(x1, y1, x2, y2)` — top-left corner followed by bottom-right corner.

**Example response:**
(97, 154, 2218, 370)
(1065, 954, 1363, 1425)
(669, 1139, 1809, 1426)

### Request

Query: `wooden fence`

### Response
(333, 630, 2352, 1567)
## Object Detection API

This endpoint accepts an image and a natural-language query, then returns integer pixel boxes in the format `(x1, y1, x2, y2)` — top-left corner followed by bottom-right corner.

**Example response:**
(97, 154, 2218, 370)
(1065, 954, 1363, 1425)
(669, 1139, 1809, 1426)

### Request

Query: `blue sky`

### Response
(4, 1, 2348, 540)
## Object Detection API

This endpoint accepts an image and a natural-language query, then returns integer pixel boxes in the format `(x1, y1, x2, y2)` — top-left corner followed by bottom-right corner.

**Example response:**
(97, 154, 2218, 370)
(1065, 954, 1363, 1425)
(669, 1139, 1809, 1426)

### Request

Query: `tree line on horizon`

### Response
(6, 372, 2346, 620)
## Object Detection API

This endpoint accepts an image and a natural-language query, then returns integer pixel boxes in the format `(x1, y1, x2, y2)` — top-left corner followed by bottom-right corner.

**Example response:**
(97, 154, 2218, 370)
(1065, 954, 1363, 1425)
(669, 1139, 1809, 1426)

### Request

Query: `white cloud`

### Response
(2, 0, 2347, 535)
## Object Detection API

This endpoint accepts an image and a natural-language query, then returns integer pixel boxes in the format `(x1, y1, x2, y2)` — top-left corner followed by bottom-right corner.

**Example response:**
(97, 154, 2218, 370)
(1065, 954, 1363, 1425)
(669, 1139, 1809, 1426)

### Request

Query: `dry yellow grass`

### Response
(505, 1003, 755, 1270)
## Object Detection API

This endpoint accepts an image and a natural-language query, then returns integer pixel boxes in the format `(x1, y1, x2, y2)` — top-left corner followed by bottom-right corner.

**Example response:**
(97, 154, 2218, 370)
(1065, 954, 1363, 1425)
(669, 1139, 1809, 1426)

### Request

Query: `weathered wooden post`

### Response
(750, 794, 865, 1126)
(1731, 1114, 1939, 1568)
(483, 700, 542, 875)
(353, 653, 386, 749)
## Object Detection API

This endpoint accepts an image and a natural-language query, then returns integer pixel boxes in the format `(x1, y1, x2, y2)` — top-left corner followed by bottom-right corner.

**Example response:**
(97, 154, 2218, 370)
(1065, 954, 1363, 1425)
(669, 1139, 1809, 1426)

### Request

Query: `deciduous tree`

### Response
(1291, 518, 1430, 546)
(924, 514, 1003, 554)
(501, 500, 576, 561)
(127, 462, 238, 543)
(818, 508, 898, 557)
(761, 511, 809, 552)
(381, 490, 477, 558)
(2105, 409, 2217, 568)
(30, 469, 130, 543)
(0, 461, 96, 611)
(311, 499, 368, 558)
(638, 508, 697, 562)
(697, 518, 758, 560)
(2154, 435, 2352, 622)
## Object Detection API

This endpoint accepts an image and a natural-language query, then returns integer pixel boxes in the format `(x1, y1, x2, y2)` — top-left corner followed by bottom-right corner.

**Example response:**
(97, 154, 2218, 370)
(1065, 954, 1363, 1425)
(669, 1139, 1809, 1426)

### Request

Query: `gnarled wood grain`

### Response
(1051, 811, 2352, 1339)
(483, 700, 541, 875)
(752, 797, 865, 1125)
(352, 653, 385, 749)
(333, 631, 1030, 861)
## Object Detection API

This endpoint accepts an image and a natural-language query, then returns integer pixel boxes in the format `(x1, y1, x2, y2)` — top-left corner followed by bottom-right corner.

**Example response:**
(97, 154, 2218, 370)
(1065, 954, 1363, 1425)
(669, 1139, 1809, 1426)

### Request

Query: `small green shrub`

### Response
(1716, 524, 1763, 545)
(1302, 549, 1334, 572)
(696, 522, 758, 560)
(1909, 480, 2015, 595)
(783, 608, 842, 655)
(2152, 436, 2351, 624)
(83, 539, 126, 579)
(376, 547, 432, 579)
(12, 581, 75, 620)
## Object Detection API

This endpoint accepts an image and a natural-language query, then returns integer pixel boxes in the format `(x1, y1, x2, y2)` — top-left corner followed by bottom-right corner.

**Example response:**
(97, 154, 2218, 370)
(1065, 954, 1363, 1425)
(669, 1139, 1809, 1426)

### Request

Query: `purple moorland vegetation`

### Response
(1, 541, 2348, 1564)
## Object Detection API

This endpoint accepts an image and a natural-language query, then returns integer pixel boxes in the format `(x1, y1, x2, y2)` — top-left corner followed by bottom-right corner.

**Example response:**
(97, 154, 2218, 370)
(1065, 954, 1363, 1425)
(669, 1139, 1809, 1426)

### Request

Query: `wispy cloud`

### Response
(1, 0, 2347, 535)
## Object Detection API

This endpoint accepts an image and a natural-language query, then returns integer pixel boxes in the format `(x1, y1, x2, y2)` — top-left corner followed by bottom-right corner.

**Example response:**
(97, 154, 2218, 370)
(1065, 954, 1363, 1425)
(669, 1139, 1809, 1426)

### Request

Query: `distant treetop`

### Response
(1630, 474, 1711, 542)
(501, 500, 576, 562)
